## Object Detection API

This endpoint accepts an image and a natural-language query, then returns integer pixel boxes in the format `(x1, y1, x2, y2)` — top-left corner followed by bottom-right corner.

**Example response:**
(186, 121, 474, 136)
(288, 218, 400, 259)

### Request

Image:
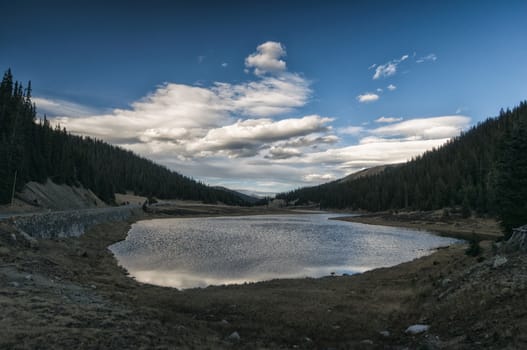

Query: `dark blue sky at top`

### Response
(2, 0, 526, 125)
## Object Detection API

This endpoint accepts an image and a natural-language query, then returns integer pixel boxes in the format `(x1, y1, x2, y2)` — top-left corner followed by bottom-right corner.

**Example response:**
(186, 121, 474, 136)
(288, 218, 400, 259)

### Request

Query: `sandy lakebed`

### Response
(1, 206, 526, 349)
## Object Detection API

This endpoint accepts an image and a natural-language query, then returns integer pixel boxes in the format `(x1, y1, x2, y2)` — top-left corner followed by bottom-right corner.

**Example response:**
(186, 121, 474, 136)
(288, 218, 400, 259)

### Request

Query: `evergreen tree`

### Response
(493, 116, 527, 236)
(0, 69, 249, 206)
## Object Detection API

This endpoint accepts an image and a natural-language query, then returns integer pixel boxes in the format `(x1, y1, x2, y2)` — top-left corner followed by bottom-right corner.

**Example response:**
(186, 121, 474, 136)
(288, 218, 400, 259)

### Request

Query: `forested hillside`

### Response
(278, 101, 527, 233)
(0, 69, 248, 206)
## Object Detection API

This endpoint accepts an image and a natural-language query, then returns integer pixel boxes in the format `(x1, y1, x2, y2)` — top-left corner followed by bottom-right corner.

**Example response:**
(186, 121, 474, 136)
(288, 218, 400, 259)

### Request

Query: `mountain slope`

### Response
(0, 69, 248, 206)
(338, 164, 401, 183)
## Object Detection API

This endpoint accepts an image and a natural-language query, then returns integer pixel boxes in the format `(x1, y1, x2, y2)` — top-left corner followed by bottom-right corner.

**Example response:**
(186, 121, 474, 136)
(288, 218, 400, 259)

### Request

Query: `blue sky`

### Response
(2, 0, 527, 195)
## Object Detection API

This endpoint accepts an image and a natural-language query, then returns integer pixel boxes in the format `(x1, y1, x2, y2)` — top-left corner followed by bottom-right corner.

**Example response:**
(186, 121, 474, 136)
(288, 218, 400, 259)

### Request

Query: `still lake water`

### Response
(109, 213, 459, 289)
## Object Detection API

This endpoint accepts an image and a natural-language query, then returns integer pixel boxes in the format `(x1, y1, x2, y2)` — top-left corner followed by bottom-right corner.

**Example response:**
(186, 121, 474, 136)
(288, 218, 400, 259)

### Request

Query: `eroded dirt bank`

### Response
(1, 207, 525, 349)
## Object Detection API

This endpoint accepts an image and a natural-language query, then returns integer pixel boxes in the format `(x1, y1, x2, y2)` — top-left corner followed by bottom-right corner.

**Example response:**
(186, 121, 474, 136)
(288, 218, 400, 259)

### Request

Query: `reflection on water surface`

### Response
(109, 214, 459, 289)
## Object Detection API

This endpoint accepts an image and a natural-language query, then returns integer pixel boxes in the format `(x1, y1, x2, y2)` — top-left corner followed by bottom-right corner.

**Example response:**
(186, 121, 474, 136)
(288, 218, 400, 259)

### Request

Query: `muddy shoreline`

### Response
(1, 206, 525, 349)
(333, 210, 503, 242)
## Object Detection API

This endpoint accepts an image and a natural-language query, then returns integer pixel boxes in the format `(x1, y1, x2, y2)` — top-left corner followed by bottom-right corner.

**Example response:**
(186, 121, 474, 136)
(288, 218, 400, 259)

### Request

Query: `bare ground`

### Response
(0, 207, 526, 349)
(335, 210, 503, 241)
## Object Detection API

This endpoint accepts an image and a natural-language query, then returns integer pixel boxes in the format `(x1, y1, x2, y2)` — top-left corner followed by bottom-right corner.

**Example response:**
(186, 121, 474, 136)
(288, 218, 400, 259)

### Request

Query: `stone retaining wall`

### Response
(12, 206, 137, 239)
(507, 225, 527, 252)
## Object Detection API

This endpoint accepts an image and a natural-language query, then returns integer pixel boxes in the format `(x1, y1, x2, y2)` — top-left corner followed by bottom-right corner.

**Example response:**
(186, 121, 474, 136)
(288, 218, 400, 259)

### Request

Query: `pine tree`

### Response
(493, 116, 527, 236)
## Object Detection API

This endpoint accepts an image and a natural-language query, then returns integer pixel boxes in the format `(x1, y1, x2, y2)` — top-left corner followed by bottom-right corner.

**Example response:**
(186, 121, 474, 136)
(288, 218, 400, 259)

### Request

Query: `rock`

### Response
(90, 284, 97, 289)
(9, 281, 20, 288)
(405, 324, 430, 334)
(505, 225, 527, 252)
(220, 319, 229, 325)
(0, 246, 10, 256)
(24, 274, 33, 281)
(379, 330, 390, 337)
(441, 278, 452, 287)
(226, 331, 240, 342)
(493, 256, 508, 268)
(17, 229, 39, 249)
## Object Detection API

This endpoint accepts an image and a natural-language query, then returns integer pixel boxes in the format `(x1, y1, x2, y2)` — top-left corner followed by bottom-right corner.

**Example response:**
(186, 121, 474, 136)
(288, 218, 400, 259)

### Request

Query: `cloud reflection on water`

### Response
(110, 214, 458, 290)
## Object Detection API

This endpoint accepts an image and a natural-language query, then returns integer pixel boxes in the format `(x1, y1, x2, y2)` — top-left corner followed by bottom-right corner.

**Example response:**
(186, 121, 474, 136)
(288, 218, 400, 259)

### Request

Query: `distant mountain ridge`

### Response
(213, 186, 261, 204)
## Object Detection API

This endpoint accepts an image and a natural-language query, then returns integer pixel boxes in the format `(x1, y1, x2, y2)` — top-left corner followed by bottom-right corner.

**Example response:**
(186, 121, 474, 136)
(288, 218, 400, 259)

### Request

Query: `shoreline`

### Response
(332, 211, 503, 242)
(1, 206, 525, 349)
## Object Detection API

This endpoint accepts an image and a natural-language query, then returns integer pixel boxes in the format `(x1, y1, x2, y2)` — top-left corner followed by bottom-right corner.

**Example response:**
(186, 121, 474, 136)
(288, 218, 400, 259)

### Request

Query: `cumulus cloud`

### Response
(373, 54, 408, 80)
(188, 115, 333, 158)
(299, 138, 454, 171)
(357, 93, 380, 103)
(280, 134, 339, 148)
(213, 73, 310, 117)
(375, 116, 403, 123)
(416, 53, 437, 63)
(43, 42, 470, 194)
(339, 126, 364, 135)
(266, 146, 302, 160)
(245, 41, 287, 75)
(387, 84, 397, 91)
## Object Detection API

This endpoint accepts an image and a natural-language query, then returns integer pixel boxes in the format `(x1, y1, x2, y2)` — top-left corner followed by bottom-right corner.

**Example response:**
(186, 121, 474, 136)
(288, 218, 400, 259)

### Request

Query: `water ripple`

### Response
(109, 213, 459, 289)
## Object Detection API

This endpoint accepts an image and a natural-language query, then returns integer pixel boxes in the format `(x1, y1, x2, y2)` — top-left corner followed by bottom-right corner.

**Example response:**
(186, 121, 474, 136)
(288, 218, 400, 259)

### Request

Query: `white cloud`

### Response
(416, 53, 437, 63)
(266, 146, 302, 160)
(221, 62, 228, 67)
(372, 54, 408, 80)
(213, 73, 311, 117)
(299, 138, 454, 171)
(455, 106, 468, 114)
(245, 41, 287, 75)
(373, 63, 397, 80)
(303, 173, 336, 182)
(376, 88, 383, 93)
(32, 97, 100, 117)
(371, 116, 469, 139)
(339, 126, 364, 135)
(387, 84, 397, 91)
(188, 115, 333, 158)
(51, 72, 312, 146)
(280, 134, 339, 148)
(43, 42, 470, 194)
(357, 93, 380, 103)
(375, 116, 403, 123)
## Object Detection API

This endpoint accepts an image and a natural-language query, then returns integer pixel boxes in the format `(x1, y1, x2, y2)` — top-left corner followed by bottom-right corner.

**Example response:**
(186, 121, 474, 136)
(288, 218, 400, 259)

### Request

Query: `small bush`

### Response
(465, 239, 481, 257)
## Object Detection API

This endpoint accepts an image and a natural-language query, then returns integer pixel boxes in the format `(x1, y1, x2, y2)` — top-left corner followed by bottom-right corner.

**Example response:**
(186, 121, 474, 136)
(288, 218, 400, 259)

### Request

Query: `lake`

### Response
(109, 213, 459, 289)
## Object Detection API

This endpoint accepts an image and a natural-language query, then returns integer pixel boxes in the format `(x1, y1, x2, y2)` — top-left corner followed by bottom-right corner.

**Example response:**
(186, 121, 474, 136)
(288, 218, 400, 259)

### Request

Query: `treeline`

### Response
(278, 101, 527, 234)
(0, 69, 248, 206)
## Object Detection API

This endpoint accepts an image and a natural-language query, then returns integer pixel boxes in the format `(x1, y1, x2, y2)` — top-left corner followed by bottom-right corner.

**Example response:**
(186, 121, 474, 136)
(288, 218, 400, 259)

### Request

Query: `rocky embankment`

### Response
(10, 206, 138, 239)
